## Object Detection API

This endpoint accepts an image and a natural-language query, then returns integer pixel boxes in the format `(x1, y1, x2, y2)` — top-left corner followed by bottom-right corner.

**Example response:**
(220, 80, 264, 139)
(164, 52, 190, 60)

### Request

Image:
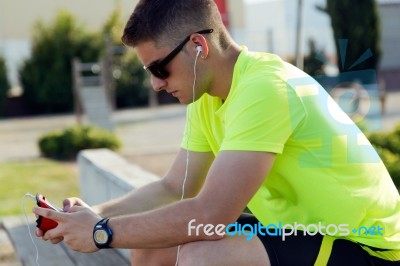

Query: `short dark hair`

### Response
(122, 0, 230, 49)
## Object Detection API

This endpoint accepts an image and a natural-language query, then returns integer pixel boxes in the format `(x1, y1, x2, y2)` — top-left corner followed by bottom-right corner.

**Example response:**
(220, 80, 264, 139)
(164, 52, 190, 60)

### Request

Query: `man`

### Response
(34, 0, 400, 265)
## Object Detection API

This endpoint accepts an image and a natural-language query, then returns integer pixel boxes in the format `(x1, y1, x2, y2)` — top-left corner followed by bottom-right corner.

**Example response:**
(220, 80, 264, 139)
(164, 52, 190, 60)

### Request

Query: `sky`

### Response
(244, 0, 273, 4)
(244, 0, 277, 3)
(242, 0, 336, 58)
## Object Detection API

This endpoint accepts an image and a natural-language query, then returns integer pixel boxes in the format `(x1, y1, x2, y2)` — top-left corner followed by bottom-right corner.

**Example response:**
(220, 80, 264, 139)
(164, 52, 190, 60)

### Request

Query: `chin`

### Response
(178, 98, 191, 105)
(180, 96, 199, 105)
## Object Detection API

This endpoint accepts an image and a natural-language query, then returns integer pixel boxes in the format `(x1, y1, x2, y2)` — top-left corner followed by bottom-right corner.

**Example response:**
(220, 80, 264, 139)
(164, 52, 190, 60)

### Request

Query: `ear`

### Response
(190, 34, 209, 59)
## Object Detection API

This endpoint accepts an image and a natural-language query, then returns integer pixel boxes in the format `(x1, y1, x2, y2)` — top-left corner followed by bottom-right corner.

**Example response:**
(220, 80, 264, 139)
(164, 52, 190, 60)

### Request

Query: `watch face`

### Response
(94, 230, 108, 244)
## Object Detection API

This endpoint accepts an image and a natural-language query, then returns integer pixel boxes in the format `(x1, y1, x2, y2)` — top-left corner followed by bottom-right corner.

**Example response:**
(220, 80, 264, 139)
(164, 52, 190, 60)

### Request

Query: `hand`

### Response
(35, 197, 92, 244)
(62, 197, 91, 212)
(33, 205, 102, 253)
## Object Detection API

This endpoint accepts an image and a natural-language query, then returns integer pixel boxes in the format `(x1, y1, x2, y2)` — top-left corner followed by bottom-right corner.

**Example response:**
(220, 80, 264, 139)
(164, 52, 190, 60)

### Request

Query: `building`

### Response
(1, 0, 398, 91)
(241, 0, 400, 90)
(378, 0, 400, 91)
(0, 0, 140, 91)
(0, 0, 245, 93)
(242, 0, 335, 60)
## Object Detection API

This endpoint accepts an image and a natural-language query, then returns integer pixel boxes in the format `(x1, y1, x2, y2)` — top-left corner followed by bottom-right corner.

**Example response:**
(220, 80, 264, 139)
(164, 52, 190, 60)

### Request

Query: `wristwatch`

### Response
(93, 218, 113, 249)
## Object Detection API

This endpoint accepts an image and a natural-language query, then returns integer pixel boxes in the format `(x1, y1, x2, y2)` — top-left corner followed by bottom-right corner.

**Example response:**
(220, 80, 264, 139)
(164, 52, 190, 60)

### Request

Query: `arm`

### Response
(34, 150, 274, 252)
(92, 148, 214, 217)
(109, 151, 275, 248)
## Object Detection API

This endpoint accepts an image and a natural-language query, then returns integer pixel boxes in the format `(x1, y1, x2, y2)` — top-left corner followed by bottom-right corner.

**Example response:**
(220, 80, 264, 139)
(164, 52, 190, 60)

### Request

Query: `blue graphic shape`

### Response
(349, 49, 373, 70)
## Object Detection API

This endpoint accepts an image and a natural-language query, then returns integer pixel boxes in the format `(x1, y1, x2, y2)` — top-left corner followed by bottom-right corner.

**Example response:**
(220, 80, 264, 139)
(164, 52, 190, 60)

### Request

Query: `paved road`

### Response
(0, 104, 186, 162)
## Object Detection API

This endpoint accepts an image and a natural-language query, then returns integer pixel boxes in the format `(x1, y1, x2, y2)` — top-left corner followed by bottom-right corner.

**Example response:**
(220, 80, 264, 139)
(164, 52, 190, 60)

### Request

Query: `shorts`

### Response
(235, 213, 400, 266)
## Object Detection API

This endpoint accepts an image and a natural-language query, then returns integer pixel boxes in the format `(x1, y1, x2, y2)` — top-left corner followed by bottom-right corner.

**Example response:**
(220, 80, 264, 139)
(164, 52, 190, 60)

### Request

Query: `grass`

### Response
(0, 158, 79, 216)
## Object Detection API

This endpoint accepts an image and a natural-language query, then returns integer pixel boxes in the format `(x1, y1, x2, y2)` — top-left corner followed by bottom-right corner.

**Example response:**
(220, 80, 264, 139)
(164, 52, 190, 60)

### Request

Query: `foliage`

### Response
(368, 125, 400, 187)
(101, 7, 125, 43)
(19, 10, 102, 114)
(115, 50, 150, 108)
(317, 0, 381, 72)
(303, 39, 326, 76)
(0, 55, 10, 117)
(101, 8, 150, 108)
(38, 125, 122, 160)
(17, 8, 151, 116)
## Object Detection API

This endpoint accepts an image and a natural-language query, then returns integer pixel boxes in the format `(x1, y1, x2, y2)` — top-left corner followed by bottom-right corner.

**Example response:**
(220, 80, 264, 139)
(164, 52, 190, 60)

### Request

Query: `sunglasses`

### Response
(143, 29, 214, 80)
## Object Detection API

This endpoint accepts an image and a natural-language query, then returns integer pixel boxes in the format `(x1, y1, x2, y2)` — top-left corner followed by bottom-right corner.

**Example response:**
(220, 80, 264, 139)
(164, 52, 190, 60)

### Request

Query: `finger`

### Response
(50, 236, 64, 244)
(33, 206, 65, 222)
(63, 198, 73, 212)
(63, 197, 89, 211)
(42, 227, 64, 243)
(35, 228, 44, 237)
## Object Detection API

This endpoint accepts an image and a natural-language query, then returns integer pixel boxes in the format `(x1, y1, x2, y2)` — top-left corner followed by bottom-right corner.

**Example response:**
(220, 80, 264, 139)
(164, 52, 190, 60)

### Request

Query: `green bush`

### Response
(368, 125, 400, 188)
(18, 9, 150, 115)
(19, 11, 102, 114)
(38, 125, 122, 160)
(372, 146, 400, 187)
(114, 50, 150, 108)
(369, 126, 400, 155)
(101, 8, 150, 108)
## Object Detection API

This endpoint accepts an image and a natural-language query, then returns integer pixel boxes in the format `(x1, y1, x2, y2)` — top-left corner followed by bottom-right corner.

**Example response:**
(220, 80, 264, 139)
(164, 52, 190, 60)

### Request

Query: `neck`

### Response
(207, 43, 242, 101)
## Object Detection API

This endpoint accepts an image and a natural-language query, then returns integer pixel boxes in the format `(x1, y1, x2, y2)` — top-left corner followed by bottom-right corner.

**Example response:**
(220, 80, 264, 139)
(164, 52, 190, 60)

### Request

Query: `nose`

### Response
(151, 75, 168, 92)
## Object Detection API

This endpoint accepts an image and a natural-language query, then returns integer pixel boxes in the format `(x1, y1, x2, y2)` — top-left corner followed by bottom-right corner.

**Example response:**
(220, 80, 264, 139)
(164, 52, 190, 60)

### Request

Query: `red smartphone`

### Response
(35, 194, 62, 232)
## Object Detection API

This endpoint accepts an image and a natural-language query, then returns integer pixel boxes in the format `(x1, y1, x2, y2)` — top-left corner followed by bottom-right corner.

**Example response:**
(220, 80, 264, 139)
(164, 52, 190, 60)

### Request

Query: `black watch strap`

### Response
(93, 218, 113, 249)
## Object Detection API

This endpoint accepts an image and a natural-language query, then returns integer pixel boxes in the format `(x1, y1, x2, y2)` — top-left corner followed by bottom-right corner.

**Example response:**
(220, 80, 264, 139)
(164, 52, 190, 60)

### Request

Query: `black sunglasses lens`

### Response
(148, 64, 169, 79)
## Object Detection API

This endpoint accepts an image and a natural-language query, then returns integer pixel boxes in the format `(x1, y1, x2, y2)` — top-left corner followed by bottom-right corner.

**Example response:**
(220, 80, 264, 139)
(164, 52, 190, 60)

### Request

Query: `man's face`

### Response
(135, 40, 207, 105)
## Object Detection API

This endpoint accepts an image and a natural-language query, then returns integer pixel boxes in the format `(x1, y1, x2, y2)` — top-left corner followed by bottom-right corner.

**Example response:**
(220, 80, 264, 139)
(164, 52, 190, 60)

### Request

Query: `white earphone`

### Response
(196, 45, 203, 54)
(175, 42, 201, 266)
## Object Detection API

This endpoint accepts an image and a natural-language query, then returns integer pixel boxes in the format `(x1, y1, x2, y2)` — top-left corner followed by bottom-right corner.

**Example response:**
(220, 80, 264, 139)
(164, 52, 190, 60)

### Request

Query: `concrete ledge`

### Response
(78, 149, 160, 206)
(78, 149, 161, 260)
(1, 216, 130, 266)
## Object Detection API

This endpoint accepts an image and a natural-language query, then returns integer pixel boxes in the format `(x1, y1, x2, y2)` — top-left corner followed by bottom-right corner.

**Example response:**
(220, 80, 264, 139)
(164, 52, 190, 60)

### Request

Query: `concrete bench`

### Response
(1, 149, 160, 266)
(0, 216, 130, 266)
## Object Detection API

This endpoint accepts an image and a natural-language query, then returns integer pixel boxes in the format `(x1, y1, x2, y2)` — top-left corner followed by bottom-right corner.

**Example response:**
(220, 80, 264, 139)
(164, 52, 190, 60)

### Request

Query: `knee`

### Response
(178, 242, 207, 266)
(131, 247, 178, 266)
(131, 249, 164, 266)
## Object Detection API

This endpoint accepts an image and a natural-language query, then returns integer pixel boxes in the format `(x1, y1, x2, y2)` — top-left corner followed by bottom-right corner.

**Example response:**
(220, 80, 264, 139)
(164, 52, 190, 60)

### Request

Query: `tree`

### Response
(303, 39, 326, 76)
(0, 55, 10, 116)
(18, 8, 153, 115)
(19, 11, 102, 114)
(101, 8, 150, 108)
(317, 0, 381, 72)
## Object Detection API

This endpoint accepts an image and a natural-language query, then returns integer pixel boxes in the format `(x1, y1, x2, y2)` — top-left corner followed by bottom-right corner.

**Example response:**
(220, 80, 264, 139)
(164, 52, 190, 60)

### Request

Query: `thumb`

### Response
(33, 206, 64, 222)
(62, 198, 72, 212)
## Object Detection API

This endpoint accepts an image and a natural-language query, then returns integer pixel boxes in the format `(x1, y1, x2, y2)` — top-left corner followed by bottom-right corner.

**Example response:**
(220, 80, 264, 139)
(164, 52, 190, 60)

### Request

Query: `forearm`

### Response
(93, 150, 213, 218)
(93, 179, 180, 218)
(104, 151, 274, 249)
(108, 197, 223, 249)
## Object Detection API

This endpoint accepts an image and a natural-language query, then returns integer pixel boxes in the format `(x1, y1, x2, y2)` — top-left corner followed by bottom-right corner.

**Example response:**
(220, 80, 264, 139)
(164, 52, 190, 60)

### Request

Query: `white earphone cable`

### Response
(174, 49, 201, 266)
(22, 193, 40, 266)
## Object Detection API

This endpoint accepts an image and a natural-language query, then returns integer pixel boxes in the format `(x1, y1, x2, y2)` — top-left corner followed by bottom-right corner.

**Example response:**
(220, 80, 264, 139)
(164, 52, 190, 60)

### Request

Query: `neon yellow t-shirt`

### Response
(181, 47, 400, 252)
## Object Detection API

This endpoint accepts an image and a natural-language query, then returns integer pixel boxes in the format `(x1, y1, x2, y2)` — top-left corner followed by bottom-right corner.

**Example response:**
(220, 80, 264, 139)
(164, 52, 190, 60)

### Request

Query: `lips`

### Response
(168, 90, 178, 97)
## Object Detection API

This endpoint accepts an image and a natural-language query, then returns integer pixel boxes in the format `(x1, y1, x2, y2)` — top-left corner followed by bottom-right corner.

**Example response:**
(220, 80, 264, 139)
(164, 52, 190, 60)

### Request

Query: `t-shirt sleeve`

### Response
(220, 75, 305, 154)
